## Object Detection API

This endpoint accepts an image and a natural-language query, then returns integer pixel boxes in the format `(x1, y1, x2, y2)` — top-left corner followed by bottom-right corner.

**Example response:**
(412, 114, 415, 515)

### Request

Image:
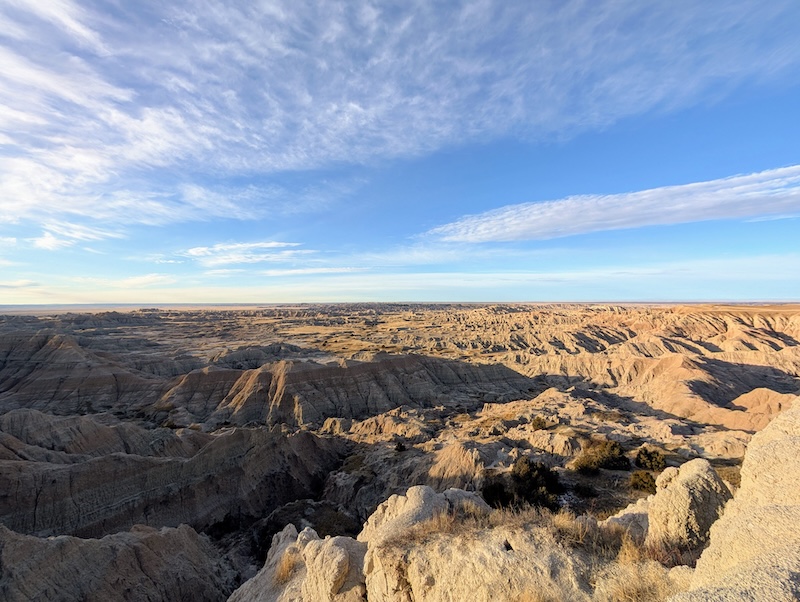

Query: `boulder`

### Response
(644, 459, 731, 551)
(357, 485, 449, 546)
(228, 525, 367, 602)
(669, 398, 800, 601)
(600, 459, 731, 552)
(302, 536, 367, 602)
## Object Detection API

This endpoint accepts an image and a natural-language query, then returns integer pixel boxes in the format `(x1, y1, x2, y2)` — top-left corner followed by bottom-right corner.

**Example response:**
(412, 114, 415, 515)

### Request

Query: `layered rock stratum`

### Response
(0, 304, 798, 600)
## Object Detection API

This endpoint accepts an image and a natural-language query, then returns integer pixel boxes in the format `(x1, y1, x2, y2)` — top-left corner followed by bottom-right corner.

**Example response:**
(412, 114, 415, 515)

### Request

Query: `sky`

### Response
(1, 0, 800, 304)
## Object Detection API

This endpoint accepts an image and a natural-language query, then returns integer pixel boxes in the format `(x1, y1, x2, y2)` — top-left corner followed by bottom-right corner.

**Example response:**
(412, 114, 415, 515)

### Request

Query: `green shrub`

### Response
(572, 482, 598, 498)
(630, 470, 657, 494)
(481, 480, 515, 509)
(529, 415, 548, 430)
(481, 457, 562, 511)
(511, 457, 561, 510)
(573, 440, 630, 475)
(635, 447, 666, 471)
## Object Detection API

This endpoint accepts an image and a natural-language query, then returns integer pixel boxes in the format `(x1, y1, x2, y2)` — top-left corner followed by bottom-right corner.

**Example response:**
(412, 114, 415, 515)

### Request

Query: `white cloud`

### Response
(31, 231, 73, 250)
(182, 241, 309, 267)
(44, 222, 123, 242)
(6, 253, 794, 304)
(261, 267, 365, 277)
(28, 222, 123, 250)
(71, 273, 177, 288)
(119, 274, 177, 288)
(429, 165, 800, 242)
(0, 279, 38, 289)
(1, 1, 799, 230)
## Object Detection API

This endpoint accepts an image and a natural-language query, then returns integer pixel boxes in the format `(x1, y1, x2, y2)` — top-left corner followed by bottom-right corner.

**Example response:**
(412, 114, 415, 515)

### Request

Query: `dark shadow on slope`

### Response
(686, 358, 799, 407)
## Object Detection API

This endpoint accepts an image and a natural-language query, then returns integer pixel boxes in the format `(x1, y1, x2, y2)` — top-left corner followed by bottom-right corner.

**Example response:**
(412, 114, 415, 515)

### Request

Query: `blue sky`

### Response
(1, 1, 800, 304)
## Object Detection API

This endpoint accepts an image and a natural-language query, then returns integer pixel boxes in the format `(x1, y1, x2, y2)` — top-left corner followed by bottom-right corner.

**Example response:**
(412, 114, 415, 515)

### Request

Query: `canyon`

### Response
(0, 303, 798, 600)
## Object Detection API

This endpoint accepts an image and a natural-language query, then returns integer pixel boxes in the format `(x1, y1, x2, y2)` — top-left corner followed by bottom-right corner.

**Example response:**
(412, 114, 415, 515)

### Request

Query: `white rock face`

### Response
(227, 524, 302, 602)
(644, 458, 731, 551)
(357, 485, 450, 547)
(302, 536, 367, 602)
(364, 524, 594, 602)
(601, 496, 651, 541)
(601, 458, 730, 552)
(669, 397, 800, 601)
(228, 525, 367, 602)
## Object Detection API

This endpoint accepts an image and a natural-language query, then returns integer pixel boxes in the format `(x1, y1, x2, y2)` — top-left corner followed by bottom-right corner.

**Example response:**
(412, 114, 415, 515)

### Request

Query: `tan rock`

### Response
(0, 523, 233, 602)
(670, 398, 800, 601)
(644, 458, 731, 551)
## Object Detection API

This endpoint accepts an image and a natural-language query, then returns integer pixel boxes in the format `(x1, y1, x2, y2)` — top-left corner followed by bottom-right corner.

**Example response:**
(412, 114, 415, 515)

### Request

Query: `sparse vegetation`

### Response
(572, 482, 599, 498)
(385, 502, 626, 562)
(630, 471, 657, 494)
(273, 546, 302, 585)
(595, 560, 686, 602)
(481, 457, 562, 510)
(594, 409, 628, 423)
(635, 447, 666, 471)
(529, 415, 548, 430)
(572, 440, 631, 475)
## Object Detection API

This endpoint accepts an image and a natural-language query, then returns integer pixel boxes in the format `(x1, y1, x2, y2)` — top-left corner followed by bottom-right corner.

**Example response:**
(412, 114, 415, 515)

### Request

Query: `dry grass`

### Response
(383, 501, 627, 563)
(272, 546, 302, 585)
(615, 533, 697, 568)
(594, 562, 686, 602)
(514, 590, 561, 602)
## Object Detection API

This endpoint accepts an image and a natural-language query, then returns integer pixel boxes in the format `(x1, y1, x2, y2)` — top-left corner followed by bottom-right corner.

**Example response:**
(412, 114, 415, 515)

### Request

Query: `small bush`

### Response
(481, 480, 515, 508)
(573, 440, 630, 475)
(511, 457, 562, 510)
(529, 415, 548, 430)
(273, 546, 302, 585)
(394, 441, 407, 452)
(573, 482, 598, 498)
(635, 447, 666, 471)
(481, 457, 562, 510)
(630, 470, 657, 494)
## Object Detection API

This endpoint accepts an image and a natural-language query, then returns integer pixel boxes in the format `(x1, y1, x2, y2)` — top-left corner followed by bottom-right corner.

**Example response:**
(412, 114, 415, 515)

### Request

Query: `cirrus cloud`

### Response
(429, 165, 800, 242)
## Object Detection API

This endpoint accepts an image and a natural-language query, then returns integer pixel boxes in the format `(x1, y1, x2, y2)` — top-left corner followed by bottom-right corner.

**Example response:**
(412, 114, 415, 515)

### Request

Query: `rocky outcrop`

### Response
(0, 409, 211, 459)
(0, 332, 162, 415)
(228, 524, 367, 602)
(644, 459, 731, 551)
(0, 428, 346, 538)
(602, 458, 731, 552)
(0, 523, 234, 601)
(357, 486, 593, 602)
(670, 397, 800, 601)
(202, 355, 537, 428)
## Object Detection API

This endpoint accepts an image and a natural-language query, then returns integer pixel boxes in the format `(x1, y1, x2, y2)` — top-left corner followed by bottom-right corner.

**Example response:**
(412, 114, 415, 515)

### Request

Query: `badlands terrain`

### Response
(0, 303, 799, 601)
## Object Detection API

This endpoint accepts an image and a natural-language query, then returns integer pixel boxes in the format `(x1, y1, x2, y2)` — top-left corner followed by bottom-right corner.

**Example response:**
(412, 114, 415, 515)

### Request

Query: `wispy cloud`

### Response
(261, 267, 365, 277)
(1, 1, 799, 231)
(28, 222, 123, 250)
(429, 165, 800, 242)
(71, 274, 177, 288)
(181, 241, 309, 267)
(0, 279, 38, 289)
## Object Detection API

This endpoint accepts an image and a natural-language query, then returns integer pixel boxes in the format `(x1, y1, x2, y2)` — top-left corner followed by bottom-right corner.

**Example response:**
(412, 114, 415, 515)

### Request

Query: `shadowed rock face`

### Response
(0, 330, 539, 429)
(202, 354, 538, 428)
(0, 524, 235, 602)
(0, 423, 347, 538)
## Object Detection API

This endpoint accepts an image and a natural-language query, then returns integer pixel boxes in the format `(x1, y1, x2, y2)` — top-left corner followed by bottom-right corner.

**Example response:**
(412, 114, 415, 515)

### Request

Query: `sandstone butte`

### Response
(0, 303, 798, 601)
